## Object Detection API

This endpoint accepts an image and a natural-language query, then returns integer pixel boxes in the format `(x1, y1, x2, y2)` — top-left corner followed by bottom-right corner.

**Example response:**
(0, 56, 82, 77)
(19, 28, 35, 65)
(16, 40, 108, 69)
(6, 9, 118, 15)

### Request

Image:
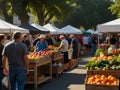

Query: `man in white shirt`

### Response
(58, 35, 69, 71)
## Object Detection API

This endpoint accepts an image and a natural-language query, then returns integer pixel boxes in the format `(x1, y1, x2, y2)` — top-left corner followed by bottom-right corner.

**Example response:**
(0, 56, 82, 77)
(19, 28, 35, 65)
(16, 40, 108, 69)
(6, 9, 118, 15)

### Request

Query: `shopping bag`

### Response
(2, 76, 8, 88)
(68, 48, 73, 59)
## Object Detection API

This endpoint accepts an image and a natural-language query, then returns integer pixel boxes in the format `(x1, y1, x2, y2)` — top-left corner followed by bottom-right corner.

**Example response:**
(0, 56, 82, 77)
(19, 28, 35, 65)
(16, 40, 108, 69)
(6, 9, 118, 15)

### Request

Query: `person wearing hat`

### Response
(58, 35, 69, 70)
(2, 31, 29, 90)
(35, 34, 48, 52)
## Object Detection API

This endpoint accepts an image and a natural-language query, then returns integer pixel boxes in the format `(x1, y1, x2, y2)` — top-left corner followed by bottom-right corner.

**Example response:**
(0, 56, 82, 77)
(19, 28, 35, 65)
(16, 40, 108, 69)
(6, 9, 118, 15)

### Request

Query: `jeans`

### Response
(9, 67, 26, 90)
(0, 67, 4, 90)
(91, 44, 97, 55)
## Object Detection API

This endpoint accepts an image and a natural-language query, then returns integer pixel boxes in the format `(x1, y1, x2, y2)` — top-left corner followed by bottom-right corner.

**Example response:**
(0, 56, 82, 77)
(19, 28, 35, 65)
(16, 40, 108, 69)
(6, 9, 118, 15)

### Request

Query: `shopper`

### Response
(91, 34, 98, 55)
(0, 34, 6, 90)
(69, 35, 79, 67)
(2, 31, 29, 90)
(58, 35, 69, 70)
(22, 34, 30, 49)
(35, 34, 48, 52)
(110, 35, 117, 50)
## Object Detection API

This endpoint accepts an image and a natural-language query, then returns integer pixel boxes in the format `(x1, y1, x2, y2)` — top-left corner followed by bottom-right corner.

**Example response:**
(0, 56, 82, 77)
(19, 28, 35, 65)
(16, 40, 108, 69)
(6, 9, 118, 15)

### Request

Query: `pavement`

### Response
(25, 55, 92, 90)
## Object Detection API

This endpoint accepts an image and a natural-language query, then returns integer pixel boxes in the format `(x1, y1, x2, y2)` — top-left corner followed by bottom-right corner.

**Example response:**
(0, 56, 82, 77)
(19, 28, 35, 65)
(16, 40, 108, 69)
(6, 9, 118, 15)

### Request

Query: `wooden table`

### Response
(26, 58, 52, 90)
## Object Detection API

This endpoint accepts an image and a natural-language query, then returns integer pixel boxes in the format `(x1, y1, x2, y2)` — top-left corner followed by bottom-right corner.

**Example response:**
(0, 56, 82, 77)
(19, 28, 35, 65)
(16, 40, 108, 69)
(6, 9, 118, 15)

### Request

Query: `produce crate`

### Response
(85, 75, 119, 90)
(87, 70, 120, 77)
(40, 65, 63, 77)
(52, 66, 64, 77)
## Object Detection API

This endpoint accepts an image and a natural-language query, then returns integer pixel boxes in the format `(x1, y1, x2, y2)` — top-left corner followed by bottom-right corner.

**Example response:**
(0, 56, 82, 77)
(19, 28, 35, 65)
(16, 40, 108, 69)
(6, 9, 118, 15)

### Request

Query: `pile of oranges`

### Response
(86, 75, 118, 86)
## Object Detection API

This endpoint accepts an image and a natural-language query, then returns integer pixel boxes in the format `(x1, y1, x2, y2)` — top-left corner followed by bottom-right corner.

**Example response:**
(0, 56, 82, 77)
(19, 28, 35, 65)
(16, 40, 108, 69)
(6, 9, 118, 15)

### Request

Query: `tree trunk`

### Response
(37, 10, 44, 25)
(2, 10, 13, 24)
(44, 14, 53, 24)
(19, 13, 29, 24)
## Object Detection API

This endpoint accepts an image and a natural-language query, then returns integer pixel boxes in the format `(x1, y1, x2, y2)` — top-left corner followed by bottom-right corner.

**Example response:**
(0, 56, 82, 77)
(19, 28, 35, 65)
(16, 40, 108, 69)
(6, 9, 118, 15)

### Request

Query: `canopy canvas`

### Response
(86, 29, 95, 34)
(60, 25, 82, 34)
(31, 23, 50, 33)
(0, 19, 29, 33)
(43, 23, 61, 34)
(98, 18, 120, 32)
(20, 24, 48, 34)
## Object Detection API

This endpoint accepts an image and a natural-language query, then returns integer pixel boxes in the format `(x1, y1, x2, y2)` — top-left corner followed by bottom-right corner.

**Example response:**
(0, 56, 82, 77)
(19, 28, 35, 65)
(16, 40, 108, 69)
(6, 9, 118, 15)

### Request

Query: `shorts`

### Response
(72, 49, 78, 59)
(62, 52, 68, 64)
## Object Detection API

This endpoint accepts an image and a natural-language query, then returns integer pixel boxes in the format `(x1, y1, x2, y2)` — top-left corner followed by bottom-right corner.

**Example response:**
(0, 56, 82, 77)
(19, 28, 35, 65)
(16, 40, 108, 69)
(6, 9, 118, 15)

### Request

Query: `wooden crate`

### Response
(40, 65, 64, 77)
(52, 66, 64, 77)
(87, 70, 120, 77)
(85, 75, 119, 90)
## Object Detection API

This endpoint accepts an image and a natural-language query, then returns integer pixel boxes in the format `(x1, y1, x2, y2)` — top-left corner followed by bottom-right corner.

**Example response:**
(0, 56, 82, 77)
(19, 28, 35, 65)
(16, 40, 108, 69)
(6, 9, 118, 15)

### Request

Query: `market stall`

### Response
(31, 23, 50, 33)
(20, 24, 49, 34)
(85, 44, 120, 90)
(97, 18, 120, 33)
(27, 48, 64, 90)
(60, 25, 82, 34)
(0, 19, 29, 33)
(43, 23, 61, 34)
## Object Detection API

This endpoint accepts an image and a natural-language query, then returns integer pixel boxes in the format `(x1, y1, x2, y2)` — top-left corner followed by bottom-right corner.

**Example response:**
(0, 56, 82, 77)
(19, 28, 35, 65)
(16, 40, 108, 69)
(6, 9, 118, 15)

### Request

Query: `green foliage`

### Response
(109, 0, 120, 17)
(56, 0, 117, 29)
(86, 57, 120, 70)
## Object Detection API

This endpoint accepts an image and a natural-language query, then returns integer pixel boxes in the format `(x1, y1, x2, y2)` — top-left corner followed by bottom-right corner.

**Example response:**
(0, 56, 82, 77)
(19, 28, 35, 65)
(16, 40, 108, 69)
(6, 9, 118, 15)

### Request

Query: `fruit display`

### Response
(86, 56, 120, 70)
(28, 50, 60, 60)
(110, 49, 120, 55)
(48, 45, 58, 49)
(86, 75, 118, 86)
(28, 51, 53, 60)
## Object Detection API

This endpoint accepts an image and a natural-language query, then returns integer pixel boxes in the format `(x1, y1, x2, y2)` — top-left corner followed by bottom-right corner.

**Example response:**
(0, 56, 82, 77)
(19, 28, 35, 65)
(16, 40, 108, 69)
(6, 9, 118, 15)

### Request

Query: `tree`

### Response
(56, 0, 116, 29)
(28, 0, 74, 25)
(109, 0, 120, 17)
(6, 0, 74, 25)
(0, 0, 13, 23)
(9, 0, 29, 24)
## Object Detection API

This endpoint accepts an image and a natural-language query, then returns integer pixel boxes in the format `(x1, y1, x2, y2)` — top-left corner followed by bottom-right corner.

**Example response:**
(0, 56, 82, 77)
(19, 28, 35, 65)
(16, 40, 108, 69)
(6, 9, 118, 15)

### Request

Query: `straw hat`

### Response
(38, 34, 46, 39)
(59, 35, 64, 39)
(69, 34, 74, 38)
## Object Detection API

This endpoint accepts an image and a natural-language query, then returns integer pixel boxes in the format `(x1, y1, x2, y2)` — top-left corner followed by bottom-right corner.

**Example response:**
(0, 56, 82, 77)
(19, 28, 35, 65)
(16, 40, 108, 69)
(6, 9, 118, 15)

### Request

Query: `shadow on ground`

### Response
(25, 73, 86, 90)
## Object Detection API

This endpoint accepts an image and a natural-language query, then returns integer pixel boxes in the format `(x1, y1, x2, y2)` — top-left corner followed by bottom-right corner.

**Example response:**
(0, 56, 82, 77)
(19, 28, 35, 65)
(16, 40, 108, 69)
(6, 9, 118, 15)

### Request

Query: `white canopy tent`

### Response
(97, 18, 120, 32)
(0, 19, 29, 33)
(86, 29, 95, 34)
(31, 23, 49, 32)
(43, 23, 61, 34)
(94, 30, 102, 35)
(60, 25, 82, 34)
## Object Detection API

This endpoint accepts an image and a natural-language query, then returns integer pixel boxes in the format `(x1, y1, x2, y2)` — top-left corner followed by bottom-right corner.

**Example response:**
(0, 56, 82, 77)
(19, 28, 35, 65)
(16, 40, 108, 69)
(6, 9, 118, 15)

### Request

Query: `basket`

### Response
(85, 75, 119, 90)
(87, 70, 120, 77)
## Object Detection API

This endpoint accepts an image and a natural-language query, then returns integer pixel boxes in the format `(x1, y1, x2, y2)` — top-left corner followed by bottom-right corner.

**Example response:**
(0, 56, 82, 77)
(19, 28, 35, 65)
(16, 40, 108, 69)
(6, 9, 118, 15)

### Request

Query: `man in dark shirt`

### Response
(110, 35, 117, 45)
(2, 31, 29, 90)
(22, 34, 30, 49)
(91, 35, 98, 55)
(0, 34, 6, 90)
(70, 35, 79, 67)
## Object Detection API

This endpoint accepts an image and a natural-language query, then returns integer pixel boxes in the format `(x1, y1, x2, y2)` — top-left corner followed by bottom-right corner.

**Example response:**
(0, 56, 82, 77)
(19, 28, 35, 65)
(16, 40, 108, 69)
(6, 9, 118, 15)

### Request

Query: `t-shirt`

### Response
(60, 39, 68, 52)
(0, 43, 4, 66)
(71, 38, 79, 51)
(2, 41, 28, 67)
(46, 38, 53, 45)
(83, 36, 88, 45)
(110, 37, 117, 45)
(92, 36, 97, 45)
(22, 40, 30, 48)
(36, 41, 48, 51)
